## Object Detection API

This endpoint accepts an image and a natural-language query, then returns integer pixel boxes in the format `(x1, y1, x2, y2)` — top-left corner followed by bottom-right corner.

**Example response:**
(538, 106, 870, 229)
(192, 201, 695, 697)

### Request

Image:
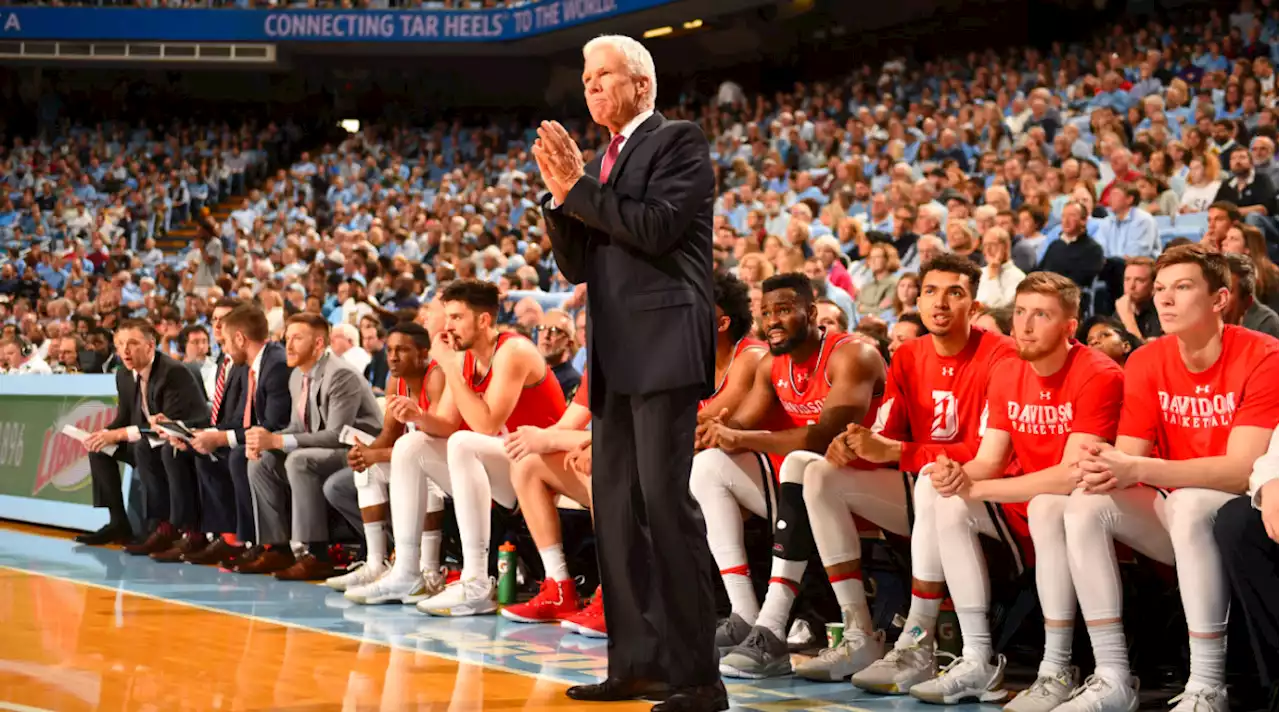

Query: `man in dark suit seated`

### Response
(242, 313, 383, 580)
(180, 303, 295, 571)
(77, 319, 211, 549)
(158, 300, 283, 567)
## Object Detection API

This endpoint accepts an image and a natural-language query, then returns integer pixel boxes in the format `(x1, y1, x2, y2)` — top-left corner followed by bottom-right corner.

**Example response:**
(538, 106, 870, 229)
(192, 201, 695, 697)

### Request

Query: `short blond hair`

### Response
(1015, 271, 1081, 316)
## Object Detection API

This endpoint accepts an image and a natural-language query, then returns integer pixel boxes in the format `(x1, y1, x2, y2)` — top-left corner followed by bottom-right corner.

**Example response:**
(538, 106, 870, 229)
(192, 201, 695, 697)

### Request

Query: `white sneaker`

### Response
(909, 655, 1009, 705)
(794, 629, 886, 682)
(325, 559, 389, 591)
(849, 626, 938, 695)
(1003, 666, 1078, 712)
(1168, 684, 1228, 712)
(345, 567, 440, 605)
(416, 576, 498, 617)
(1054, 673, 1140, 712)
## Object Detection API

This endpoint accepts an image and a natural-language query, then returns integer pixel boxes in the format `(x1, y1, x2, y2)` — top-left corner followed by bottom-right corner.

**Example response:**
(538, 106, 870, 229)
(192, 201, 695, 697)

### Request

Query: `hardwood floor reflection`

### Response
(0, 568, 645, 712)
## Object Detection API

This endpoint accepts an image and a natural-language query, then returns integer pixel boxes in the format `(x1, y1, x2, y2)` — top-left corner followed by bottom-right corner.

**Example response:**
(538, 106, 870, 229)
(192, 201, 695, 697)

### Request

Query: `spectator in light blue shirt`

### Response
(1095, 182, 1161, 259)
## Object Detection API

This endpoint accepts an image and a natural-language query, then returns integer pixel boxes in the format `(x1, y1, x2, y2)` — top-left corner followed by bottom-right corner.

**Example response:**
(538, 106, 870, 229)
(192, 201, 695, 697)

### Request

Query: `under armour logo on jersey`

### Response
(776, 379, 787, 389)
(941, 366, 955, 376)
(1040, 391, 1052, 400)
(1195, 385, 1212, 394)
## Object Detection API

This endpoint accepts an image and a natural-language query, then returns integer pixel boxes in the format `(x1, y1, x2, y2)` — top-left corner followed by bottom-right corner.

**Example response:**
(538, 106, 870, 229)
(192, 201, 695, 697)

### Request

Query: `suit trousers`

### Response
(323, 468, 363, 536)
(1214, 495, 1278, 692)
(165, 446, 200, 531)
(592, 383, 718, 688)
(224, 447, 257, 543)
(249, 447, 350, 544)
(195, 454, 236, 536)
(88, 441, 176, 527)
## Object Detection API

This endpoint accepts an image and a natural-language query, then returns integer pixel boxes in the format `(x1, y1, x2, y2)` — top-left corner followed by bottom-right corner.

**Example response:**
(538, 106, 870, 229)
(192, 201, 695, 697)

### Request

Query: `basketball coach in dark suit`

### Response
(78, 319, 210, 548)
(535, 34, 722, 712)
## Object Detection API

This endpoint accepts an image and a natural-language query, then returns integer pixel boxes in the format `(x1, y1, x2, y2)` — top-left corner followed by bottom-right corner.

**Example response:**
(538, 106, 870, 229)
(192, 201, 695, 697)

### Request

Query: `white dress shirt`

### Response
(225, 345, 267, 449)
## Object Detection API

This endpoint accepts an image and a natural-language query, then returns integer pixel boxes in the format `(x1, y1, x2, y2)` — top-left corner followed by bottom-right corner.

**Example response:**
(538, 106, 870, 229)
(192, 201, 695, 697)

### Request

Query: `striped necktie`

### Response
(210, 359, 229, 423)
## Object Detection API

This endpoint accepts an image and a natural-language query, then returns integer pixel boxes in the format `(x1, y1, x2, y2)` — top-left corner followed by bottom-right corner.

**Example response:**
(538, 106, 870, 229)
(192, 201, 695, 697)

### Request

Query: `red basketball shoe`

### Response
(500, 578, 580, 623)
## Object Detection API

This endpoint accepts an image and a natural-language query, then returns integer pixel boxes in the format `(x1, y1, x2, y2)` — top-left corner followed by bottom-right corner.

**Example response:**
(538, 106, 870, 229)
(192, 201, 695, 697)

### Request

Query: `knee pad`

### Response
(773, 481, 815, 562)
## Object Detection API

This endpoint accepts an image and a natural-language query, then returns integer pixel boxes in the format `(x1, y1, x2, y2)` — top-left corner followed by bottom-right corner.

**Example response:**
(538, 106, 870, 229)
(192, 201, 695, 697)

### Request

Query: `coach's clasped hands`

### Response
(245, 427, 282, 461)
(532, 121, 585, 205)
(1076, 442, 1140, 494)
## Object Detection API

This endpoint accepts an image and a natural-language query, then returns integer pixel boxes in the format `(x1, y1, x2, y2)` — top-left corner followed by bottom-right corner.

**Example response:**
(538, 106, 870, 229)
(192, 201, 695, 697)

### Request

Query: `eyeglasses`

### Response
(536, 326, 569, 338)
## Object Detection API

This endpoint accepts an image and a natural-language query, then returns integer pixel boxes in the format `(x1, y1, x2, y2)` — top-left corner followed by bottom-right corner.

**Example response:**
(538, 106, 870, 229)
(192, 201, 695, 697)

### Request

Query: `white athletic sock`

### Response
(722, 568, 759, 623)
(1040, 626, 1074, 677)
(755, 558, 805, 639)
(364, 521, 387, 564)
(690, 451, 759, 623)
(1087, 622, 1130, 683)
(830, 573, 873, 634)
(956, 609, 992, 662)
(540, 544, 571, 582)
(899, 592, 943, 647)
(420, 530, 441, 573)
(1187, 636, 1226, 689)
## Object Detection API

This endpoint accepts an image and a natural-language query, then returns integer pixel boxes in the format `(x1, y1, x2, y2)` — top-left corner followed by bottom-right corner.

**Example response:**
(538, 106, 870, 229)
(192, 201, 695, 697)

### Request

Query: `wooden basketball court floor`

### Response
(0, 522, 955, 712)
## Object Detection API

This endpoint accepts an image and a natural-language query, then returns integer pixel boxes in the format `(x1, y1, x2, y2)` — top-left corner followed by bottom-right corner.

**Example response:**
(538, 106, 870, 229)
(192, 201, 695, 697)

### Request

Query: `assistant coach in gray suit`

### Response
(244, 313, 383, 580)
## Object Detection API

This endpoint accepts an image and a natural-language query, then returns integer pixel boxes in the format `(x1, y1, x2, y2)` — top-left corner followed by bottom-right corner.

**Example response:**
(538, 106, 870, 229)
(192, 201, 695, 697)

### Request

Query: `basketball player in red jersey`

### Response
(348, 280, 566, 614)
(326, 322, 446, 593)
(691, 272, 886, 679)
(500, 273, 763, 636)
(904, 273, 1124, 707)
(700, 273, 769, 419)
(1057, 245, 1277, 712)
(818, 253, 1016, 694)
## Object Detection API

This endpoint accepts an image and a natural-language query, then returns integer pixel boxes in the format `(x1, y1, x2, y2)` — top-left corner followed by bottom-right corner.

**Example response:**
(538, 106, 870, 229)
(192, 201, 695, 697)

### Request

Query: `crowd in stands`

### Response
(2, 2, 1277, 380)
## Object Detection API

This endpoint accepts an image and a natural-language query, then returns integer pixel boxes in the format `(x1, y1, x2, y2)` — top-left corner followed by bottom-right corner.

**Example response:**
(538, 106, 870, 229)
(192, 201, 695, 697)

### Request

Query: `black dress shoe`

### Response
(74, 522, 133, 546)
(651, 681, 728, 712)
(565, 677, 671, 702)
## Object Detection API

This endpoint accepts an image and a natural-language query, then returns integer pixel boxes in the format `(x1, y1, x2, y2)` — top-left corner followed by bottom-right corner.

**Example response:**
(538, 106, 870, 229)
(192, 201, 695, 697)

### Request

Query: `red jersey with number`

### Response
(878, 327, 1018, 473)
(398, 360, 440, 433)
(463, 332, 567, 433)
(700, 337, 767, 412)
(1119, 325, 1279, 461)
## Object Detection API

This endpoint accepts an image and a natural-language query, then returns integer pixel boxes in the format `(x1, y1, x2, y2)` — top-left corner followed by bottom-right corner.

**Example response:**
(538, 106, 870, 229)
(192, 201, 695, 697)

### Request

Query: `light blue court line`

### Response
(0, 529, 993, 712)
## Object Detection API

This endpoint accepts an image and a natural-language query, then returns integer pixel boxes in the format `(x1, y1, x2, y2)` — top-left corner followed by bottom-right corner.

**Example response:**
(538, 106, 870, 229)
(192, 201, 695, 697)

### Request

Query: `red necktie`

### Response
(210, 360, 229, 423)
(243, 369, 257, 429)
(599, 134, 625, 184)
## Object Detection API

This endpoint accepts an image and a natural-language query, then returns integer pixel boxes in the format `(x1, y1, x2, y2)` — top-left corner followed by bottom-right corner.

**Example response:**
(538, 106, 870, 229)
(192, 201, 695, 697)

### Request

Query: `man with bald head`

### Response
(513, 297, 544, 334)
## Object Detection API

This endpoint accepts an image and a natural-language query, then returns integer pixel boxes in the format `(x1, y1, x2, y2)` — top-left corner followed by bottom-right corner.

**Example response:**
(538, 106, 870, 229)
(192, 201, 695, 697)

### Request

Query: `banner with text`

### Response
(0, 0, 675, 43)
(0, 395, 119, 505)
